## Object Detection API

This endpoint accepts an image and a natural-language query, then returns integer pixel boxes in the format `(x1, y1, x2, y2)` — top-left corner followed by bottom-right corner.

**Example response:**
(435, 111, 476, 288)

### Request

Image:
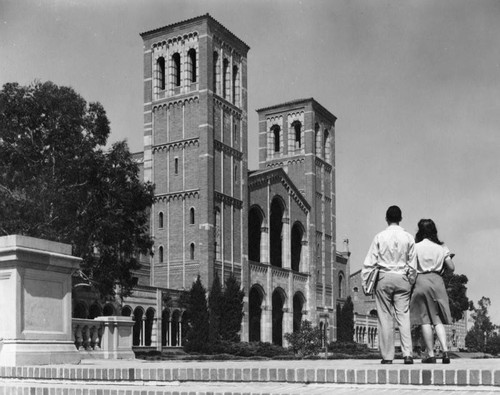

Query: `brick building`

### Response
(73, 14, 349, 349)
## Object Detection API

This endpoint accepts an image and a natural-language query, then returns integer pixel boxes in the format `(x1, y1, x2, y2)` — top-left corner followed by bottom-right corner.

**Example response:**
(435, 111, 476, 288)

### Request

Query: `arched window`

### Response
(190, 243, 195, 260)
(232, 64, 239, 105)
(213, 51, 220, 94)
(271, 125, 281, 153)
(292, 120, 302, 149)
(157, 57, 165, 90)
(338, 273, 345, 298)
(214, 207, 221, 261)
(187, 48, 197, 83)
(159, 246, 164, 263)
(324, 129, 330, 161)
(315, 123, 322, 157)
(174, 157, 179, 174)
(233, 121, 239, 146)
(190, 208, 195, 224)
(172, 52, 181, 87)
(159, 212, 164, 228)
(234, 165, 238, 187)
(223, 58, 230, 100)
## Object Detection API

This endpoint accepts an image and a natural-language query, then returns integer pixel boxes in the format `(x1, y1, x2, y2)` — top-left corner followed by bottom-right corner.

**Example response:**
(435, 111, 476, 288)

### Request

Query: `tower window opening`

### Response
(190, 208, 195, 224)
(292, 120, 302, 149)
(271, 125, 281, 153)
(159, 246, 164, 263)
(232, 64, 240, 105)
(172, 53, 181, 87)
(188, 48, 197, 83)
(223, 58, 230, 100)
(159, 212, 164, 228)
(213, 51, 220, 94)
(174, 157, 179, 175)
(157, 57, 165, 90)
(190, 243, 195, 260)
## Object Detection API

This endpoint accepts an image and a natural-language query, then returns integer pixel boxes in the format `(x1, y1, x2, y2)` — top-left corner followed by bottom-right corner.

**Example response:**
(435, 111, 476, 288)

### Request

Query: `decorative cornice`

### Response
(153, 138, 199, 153)
(214, 140, 243, 160)
(151, 31, 199, 49)
(154, 190, 199, 203)
(215, 192, 243, 209)
(315, 157, 333, 172)
(152, 96, 199, 111)
(214, 97, 243, 117)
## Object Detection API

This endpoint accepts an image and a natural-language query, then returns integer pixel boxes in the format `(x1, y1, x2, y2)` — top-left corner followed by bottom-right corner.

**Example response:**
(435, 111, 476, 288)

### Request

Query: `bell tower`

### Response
(141, 14, 250, 289)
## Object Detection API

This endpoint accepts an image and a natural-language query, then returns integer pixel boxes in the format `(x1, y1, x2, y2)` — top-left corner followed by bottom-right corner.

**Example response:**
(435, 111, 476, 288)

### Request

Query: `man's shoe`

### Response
(442, 352, 451, 364)
(422, 356, 436, 363)
(381, 359, 392, 364)
(403, 356, 414, 365)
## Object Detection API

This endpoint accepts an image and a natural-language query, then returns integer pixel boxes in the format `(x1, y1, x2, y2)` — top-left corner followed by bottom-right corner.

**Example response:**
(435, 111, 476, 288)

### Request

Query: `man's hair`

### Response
(386, 205, 402, 223)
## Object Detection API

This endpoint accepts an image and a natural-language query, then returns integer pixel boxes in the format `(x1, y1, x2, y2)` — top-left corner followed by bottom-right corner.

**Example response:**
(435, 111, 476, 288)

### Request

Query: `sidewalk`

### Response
(1, 357, 499, 390)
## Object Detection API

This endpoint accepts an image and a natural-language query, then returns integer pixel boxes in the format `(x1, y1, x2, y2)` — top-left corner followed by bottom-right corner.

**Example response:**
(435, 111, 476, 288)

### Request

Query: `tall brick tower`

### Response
(140, 15, 250, 290)
(256, 99, 337, 325)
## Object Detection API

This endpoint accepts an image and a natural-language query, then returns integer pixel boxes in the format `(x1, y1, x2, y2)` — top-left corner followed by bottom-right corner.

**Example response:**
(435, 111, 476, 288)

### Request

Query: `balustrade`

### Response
(72, 319, 104, 351)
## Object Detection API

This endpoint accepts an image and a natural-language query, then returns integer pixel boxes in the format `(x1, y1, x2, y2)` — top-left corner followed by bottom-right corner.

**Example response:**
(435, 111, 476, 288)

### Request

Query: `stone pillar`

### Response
(260, 227, 269, 264)
(94, 316, 134, 360)
(0, 235, 81, 365)
(261, 306, 272, 343)
(282, 218, 290, 269)
(282, 308, 293, 347)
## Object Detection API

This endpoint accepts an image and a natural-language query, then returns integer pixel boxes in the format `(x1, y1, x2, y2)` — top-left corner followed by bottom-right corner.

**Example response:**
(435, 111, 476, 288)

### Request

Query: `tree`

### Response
(442, 271, 470, 322)
(208, 272, 223, 344)
(0, 81, 154, 298)
(220, 273, 245, 342)
(465, 297, 497, 352)
(284, 320, 322, 357)
(337, 296, 355, 343)
(184, 275, 210, 353)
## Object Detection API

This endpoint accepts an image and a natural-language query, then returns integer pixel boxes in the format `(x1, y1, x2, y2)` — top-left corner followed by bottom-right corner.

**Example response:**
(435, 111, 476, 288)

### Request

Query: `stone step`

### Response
(1, 359, 500, 388)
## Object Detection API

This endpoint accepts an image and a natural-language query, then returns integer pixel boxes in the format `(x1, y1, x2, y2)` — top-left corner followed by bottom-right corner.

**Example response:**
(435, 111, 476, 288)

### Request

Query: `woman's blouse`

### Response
(415, 238, 450, 273)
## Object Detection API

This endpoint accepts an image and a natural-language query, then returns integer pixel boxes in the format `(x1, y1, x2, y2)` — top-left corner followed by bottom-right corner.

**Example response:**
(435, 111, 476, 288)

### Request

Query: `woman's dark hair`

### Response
(415, 219, 443, 245)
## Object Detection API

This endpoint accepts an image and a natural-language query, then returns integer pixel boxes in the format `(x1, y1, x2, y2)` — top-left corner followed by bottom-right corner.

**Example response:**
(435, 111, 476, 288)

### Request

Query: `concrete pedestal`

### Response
(95, 316, 135, 359)
(0, 235, 82, 365)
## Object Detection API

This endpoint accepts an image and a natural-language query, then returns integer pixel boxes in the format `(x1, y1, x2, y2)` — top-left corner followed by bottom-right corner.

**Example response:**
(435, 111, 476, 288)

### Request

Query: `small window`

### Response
(223, 58, 230, 100)
(188, 48, 197, 83)
(233, 122, 238, 145)
(159, 246, 164, 263)
(292, 120, 302, 148)
(190, 208, 195, 224)
(272, 125, 280, 153)
(190, 243, 195, 260)
(174, 157, 179, 175)
(353, 287, 359, 293)
(159, 212, 164, 228)
(213, 51, 220, 94)
(232, 64, 239, 105)
(157, 57, 165, 90)
(172, 53, 181, 87)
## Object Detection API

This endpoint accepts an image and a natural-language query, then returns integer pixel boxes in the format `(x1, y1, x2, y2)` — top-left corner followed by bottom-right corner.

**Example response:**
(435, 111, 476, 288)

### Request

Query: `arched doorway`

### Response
(249, 286, 264, 342)
(293, 292, 305, 333)
(272, 288, 285, 346)
(270, 198, 284, 268)
(133, 307, 144, 346)
(145, 308, 155, 346)
(162, 309, 170, 347)
(248, 206, 264, 262)
(171, 310, 180, 346)
(291, 222, 304, 272)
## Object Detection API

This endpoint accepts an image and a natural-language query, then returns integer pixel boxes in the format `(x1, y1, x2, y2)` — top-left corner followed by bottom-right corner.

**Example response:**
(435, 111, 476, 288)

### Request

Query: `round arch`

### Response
(270, 196, 287, 268)
(249, 284, 265, 342)
(248, 205, 266, 263)
(73, 301, 88, 319)
(291, 221, 305, 272)
(133, 307, 145, 346)
(272, 287, 287, 346)
(145, 308, 156, 346)
(292, 291, 306, 333)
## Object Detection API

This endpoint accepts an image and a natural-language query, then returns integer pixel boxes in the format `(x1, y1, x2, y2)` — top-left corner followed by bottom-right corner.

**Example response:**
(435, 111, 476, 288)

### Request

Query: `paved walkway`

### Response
(1, 358, 499, 394)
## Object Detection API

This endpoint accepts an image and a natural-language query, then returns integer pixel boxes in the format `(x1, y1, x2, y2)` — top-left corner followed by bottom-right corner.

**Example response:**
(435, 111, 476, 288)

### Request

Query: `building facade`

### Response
(73, 14, 348, 349)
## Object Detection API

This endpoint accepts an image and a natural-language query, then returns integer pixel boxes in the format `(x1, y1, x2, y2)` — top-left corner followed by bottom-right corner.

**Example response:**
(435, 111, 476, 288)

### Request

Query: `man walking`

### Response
(362, 205, 416, 364)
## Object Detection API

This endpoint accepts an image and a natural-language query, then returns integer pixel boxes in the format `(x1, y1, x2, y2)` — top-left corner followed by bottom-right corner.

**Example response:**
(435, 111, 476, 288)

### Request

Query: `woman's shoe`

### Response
(442, 352, 451, 364)
(422, 356, 436, 363)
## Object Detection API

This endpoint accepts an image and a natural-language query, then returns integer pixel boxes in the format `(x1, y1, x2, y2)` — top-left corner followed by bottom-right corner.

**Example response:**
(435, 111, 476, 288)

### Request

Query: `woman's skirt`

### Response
(410, 272, 452, 326)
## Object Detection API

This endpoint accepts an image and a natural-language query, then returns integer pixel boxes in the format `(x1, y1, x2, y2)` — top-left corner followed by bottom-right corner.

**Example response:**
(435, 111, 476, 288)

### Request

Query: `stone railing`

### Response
(72, 316, 135, 360)
(72, 319, 104, 351)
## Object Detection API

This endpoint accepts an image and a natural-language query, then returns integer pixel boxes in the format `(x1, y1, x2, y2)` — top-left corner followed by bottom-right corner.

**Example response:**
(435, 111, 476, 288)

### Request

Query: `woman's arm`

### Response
(443, 256, 455, 273)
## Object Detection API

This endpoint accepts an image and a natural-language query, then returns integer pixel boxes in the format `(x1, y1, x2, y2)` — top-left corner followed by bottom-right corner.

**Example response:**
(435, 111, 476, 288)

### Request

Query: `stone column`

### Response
(282, 218, 290, 269)
(261, 305, 272, 343)
(260, 227, 269, 264)
(0, 235, 82, 365)
(94, 316, 134, 360)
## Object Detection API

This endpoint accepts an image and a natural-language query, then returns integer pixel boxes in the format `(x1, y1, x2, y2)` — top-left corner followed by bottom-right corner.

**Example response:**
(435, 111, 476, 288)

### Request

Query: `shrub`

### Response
(284, 320, 322, 357)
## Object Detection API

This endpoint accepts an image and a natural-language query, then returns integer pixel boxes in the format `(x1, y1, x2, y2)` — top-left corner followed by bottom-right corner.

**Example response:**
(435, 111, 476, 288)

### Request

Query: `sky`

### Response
(2, 0, 500, 325)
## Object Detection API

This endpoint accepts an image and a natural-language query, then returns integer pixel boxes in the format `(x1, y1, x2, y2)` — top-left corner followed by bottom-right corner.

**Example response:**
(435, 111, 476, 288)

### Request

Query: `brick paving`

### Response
(1, 358, 499, 394)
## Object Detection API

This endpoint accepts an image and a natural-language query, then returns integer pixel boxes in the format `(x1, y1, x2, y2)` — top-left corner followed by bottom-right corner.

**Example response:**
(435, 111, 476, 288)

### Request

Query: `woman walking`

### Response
(410, 219, 455, 364)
